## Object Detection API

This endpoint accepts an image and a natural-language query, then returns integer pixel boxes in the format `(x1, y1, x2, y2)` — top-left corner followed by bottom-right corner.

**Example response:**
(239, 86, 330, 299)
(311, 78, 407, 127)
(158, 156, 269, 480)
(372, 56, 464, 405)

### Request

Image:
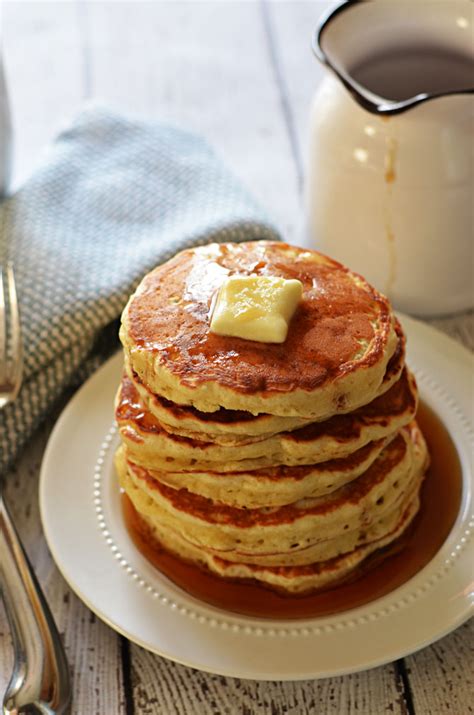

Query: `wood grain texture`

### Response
(0, 417, 127, 714)
(128, 650, 408, 715)
(405, 620, 474, 715)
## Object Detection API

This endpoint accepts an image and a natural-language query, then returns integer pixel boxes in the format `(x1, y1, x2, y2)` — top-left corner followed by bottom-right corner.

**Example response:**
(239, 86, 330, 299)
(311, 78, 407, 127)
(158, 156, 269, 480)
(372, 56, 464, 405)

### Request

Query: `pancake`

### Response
(120, 242, 400, 418)
(116, 368, 418, 472)
(124, 436, 394, 509)
(124, 326, 405, 444)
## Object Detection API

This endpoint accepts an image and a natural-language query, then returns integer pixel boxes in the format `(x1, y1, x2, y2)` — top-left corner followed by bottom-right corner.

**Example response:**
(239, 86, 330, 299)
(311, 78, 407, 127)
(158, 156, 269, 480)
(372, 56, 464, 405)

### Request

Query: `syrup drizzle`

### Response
(121, 402, 462, 619)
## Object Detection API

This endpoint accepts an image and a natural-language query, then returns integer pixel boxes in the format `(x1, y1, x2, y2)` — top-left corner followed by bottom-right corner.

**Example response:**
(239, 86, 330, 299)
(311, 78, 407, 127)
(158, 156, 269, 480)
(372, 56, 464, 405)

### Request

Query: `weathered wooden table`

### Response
(1, 3, 472, 713)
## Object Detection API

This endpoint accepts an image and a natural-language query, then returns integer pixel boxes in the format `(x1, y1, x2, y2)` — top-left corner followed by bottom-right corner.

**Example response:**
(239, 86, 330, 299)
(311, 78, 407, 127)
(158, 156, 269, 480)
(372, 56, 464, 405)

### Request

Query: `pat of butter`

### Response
(210, 275, 303, 343)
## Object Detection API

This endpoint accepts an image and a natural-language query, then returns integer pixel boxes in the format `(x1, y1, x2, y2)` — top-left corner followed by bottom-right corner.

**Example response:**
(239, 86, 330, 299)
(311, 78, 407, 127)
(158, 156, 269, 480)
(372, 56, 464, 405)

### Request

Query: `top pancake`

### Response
(125, 324, 405, 443)
(121, 242, 399, 418)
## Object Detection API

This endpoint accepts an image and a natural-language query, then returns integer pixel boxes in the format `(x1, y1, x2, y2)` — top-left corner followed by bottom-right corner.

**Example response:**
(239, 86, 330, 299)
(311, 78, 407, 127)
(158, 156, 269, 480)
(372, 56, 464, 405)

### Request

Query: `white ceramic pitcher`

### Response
(0, 28, 12, 198)
(306, 0, 473, 316)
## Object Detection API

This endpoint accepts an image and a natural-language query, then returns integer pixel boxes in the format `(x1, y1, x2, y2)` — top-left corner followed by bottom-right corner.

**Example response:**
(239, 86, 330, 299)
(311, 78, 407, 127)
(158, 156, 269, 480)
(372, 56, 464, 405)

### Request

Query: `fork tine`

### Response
(6, 263, 23, 396)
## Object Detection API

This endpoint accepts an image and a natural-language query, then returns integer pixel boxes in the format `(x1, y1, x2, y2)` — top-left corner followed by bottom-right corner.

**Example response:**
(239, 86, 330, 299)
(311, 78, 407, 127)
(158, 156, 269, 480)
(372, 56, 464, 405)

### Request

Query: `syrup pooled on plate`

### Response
(121, 402, 462, 619)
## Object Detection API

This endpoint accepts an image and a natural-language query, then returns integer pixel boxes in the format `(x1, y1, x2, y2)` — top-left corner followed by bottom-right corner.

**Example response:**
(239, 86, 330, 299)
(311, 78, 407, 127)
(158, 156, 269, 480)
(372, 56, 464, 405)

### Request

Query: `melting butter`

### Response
(210, 275, 303, 343)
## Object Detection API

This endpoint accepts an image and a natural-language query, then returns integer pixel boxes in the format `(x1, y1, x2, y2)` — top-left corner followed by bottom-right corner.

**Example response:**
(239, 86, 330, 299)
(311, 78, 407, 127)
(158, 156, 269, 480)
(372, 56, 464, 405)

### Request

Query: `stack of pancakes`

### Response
(115, 242, 429, 595)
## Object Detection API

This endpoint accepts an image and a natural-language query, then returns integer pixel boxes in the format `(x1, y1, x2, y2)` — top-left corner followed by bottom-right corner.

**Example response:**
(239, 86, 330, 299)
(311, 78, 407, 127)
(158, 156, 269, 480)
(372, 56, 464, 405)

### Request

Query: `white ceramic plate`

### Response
(39, 315, 473, 681)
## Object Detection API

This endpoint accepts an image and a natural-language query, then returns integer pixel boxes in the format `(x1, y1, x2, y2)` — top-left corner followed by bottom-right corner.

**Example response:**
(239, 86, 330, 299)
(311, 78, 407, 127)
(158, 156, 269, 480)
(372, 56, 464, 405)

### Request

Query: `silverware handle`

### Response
(0, 495, 71, 714)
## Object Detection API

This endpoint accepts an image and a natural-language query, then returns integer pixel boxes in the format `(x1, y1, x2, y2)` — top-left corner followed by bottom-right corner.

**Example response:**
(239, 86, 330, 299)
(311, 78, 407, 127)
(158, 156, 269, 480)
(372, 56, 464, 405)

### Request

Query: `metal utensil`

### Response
(0, 263, 71, 714)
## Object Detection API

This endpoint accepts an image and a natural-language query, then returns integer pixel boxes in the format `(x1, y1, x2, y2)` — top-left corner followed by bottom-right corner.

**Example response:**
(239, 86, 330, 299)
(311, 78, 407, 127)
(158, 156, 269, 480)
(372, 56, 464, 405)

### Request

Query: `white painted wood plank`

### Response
(82, 0, 301, 239)
(128, 649, 410, 715)
(0, 419, 127, 714)
(2, 1, 85, 189)
(266, 0, 333, 173)
(405, 620, 474, 715)
(264, 0, 336, 250)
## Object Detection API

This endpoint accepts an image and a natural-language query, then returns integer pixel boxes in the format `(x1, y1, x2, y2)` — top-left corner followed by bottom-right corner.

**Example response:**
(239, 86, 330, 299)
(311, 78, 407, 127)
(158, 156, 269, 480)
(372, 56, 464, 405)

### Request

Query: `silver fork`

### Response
(0, 264, 71, 714)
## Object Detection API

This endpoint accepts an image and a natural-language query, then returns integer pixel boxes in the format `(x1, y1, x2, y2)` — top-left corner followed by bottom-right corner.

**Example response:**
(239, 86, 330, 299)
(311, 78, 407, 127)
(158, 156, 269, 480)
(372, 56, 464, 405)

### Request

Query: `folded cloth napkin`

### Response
(0, 107, 279, 474)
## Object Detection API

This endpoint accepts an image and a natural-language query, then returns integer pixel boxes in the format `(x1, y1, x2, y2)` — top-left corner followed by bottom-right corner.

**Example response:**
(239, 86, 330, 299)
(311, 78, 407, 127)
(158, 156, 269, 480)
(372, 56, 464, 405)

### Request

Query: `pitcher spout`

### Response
(313, 0, 474, 116)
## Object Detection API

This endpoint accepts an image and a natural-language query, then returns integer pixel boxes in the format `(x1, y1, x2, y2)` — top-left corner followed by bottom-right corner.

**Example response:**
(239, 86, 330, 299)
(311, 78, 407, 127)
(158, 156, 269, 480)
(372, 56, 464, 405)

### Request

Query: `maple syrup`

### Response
(351, 45, 473, 103)
(121, 402, 462, 619)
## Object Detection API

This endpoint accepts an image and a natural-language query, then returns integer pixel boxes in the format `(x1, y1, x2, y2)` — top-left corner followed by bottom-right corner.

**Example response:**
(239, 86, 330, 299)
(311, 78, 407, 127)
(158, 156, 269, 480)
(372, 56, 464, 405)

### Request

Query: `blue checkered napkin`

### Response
(0, 107, 279, 473)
